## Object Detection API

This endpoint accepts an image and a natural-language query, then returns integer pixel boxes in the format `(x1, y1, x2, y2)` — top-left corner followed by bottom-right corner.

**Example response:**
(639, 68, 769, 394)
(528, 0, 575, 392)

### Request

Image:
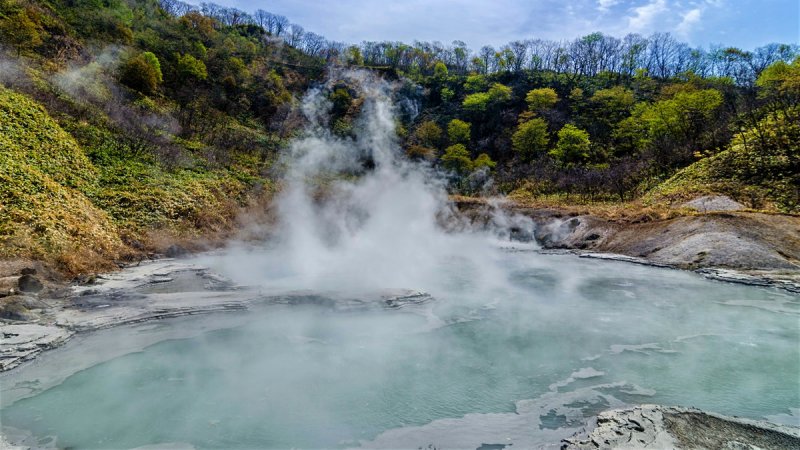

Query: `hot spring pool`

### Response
(1, 252, 798, 449)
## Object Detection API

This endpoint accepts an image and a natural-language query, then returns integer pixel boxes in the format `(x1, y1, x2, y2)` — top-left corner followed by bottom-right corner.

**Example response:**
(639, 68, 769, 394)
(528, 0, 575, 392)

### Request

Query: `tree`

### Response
(512, 118, 549, 160)
(462, 92, 491, 111)
(120, 52, 163, 94)
(346, 46, 364, 66)
(487, 83, 512, 102)
(756, 57, 800, 109)
(464, 83, 512, 111)
(550, 124, 591, 166)
(464, 74, 487, 92)
(472, 153, 496, 170)
(433, 61, 448, 79)
(176, 53, 208, 81)
(0, 10, 43, 56)
(412, 120, 442, 148)
(525, 88, 558, 111)
(447, 119, 471, 144)
(441, 144, 473, 174)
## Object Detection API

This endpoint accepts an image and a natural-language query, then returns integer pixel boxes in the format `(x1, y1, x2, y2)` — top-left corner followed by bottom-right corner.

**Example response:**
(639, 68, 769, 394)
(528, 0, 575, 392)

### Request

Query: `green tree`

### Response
(462, 92, 491, 111)
(412, 120, 442, 148)
(487, 83, 512, 102)
(464, 74, 487, 92)
(433, 61, 448, 79)
(472, 153, 496, 170)
(120, 52, 163, 94)
(441, 144, 473, 174)
(346, 46, 364, 66)
(512, 118, 549, 160)
(329, 88, 352, 116)
(0, 10, 43, 56)
(525, 87, 558, 111)
(440, 87, 454, 102)
(586, 86, 635, 143)
(756, 57, 800, 108)
(463, 83, 512, 111)
(550, 124, 591, 166)
(176, 53, 208, 81)
(590, 86, 634, 116)
(447, 119, 471, 144)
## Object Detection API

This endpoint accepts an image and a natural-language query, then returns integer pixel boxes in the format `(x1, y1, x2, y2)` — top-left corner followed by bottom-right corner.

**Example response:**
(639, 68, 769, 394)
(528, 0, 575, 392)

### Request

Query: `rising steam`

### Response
(211, 70, 532, 295)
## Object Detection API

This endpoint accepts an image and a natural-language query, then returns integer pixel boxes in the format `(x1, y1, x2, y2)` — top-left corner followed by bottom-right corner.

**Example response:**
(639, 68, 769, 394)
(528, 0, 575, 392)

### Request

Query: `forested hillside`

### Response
(0, 0, 797, 274)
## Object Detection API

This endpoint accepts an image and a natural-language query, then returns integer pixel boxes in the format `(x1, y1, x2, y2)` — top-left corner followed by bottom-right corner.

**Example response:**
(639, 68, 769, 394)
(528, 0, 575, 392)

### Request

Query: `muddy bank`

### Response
(562, 404, 800, 449)
(457, 199, 800, 292)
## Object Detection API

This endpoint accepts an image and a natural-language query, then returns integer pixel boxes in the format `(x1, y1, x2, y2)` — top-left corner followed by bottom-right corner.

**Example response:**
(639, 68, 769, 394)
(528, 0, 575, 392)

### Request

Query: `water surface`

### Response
(1, 252, 798, 449)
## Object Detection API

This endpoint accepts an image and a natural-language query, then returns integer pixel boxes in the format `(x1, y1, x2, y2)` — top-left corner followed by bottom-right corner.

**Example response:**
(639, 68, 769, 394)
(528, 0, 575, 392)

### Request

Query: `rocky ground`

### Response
(457, 195, 800, 293)
(561, 405, 800, 449)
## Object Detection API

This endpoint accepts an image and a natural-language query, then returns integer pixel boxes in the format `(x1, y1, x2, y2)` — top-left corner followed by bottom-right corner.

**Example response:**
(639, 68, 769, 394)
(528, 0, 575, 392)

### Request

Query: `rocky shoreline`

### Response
(456, 197, 800, 293)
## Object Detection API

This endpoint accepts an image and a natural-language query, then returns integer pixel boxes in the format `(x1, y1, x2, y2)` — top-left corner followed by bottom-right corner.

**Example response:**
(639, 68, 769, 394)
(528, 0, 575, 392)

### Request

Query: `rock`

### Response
(0, 299, 34, 321)
(681, 195, 745, 213)
(20, 267, 36, 276)
(165, 244, 189, 258)
(0, 323, 74, 371)
(17, 274, 43, 293)
(561, 405, 800, 450)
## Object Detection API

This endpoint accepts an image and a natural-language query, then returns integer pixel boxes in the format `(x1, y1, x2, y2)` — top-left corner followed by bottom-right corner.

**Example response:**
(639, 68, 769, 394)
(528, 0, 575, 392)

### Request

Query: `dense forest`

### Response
(0, 0, 798, 274)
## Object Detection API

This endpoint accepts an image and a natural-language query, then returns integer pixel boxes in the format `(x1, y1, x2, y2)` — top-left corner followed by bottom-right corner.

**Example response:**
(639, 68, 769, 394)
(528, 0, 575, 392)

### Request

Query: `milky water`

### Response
(1, 252, 798, 449)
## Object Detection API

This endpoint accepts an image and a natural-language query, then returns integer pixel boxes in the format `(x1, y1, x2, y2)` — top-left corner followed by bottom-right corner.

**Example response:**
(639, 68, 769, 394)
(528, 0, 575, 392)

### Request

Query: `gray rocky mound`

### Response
(562, 405, 800, 449)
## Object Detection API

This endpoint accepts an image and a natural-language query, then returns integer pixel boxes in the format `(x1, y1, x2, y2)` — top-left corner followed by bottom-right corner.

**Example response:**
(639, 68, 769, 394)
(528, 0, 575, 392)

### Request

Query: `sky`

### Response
(207, 0, 799, 51)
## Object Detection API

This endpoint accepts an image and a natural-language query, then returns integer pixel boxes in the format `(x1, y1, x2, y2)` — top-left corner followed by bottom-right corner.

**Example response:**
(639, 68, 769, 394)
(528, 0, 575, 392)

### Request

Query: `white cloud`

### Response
(597, 0, 619, 11)
(676, 8, 703, 39)
(626, 0, 669, 33)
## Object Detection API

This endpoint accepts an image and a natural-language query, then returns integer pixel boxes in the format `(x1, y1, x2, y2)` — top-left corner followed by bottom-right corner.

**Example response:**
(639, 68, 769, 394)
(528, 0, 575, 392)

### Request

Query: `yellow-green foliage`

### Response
(0, 87, 97, 190)
(65, 121, 255, 235)
(0, 88, 123, 272)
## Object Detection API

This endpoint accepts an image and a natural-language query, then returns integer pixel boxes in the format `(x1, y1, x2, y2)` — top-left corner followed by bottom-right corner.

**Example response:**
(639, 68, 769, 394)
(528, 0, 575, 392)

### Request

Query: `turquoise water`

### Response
(1, 253, 798, 449)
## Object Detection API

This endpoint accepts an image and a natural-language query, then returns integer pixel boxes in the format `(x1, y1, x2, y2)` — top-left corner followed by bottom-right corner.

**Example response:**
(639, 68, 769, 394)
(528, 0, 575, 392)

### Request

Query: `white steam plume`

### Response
(211, 70, 531, 297)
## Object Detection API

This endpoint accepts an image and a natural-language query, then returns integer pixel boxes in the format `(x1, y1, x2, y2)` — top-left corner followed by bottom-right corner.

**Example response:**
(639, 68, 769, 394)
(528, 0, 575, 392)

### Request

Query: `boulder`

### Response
(165, 244, 189, 258)
(0, 299, 34, 321)
(17, 274, 43, 293)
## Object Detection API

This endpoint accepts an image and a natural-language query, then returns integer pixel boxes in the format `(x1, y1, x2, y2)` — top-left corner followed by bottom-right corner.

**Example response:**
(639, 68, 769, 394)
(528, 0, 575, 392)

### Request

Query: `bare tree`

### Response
(286, 23, 305, 47)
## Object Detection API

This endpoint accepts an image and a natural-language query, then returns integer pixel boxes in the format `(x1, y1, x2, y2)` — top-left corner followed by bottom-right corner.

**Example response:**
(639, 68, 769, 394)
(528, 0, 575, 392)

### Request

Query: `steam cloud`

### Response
(211, 70, 534, 296)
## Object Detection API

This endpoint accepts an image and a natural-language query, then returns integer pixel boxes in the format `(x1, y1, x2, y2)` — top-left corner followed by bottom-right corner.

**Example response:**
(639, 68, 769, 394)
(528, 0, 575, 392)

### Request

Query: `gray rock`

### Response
(681, 195, 745, 212)
(0, 323, 74, 371)
(19, 268, 36, 276)
(17, 275, 43, 293)
(165, 245, 189, 258)
(0, 300, 34, 321)
(561, 405, 800, 449)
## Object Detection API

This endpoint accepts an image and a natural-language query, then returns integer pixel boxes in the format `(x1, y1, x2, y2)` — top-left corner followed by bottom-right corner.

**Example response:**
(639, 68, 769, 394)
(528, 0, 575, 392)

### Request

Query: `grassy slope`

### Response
(0, 87, 124, 273)
(0, 87, 271, 276)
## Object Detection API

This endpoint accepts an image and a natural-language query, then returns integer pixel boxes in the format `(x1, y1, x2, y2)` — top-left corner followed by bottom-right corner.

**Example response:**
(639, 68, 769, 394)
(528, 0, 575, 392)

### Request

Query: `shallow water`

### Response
(1, 252, 798, 449)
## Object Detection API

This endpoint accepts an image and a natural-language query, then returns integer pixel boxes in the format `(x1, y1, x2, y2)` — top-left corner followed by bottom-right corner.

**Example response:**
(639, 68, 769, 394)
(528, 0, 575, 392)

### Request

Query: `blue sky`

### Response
(208, 0, 799, 50)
